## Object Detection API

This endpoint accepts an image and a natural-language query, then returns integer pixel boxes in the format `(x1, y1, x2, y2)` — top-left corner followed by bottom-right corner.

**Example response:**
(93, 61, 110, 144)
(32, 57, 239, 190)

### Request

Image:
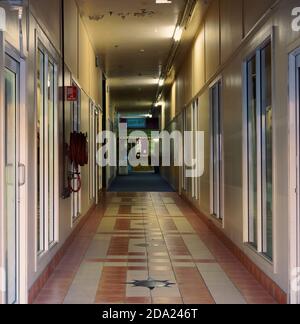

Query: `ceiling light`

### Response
(156, 0, 172, 3)
(158, 79, 164, 87)
(0, 8, 6, 31)
(173, 26, 183, 42)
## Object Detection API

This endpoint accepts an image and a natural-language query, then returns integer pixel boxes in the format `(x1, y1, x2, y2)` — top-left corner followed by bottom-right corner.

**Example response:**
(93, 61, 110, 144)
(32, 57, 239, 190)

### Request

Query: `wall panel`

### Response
(79, 18, 90, 95)
(243, 0, 276, 34)
(192, 28, 205, 97)
(205, 0, 220, 81)
(220, 0, 243, 64)
(64, 0, 78, 78)
(29, 0, 61, 52)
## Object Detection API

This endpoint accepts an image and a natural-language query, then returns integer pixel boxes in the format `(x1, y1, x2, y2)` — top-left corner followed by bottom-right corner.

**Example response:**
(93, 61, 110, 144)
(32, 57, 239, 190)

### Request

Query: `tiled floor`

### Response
(34, 192, 276, 304)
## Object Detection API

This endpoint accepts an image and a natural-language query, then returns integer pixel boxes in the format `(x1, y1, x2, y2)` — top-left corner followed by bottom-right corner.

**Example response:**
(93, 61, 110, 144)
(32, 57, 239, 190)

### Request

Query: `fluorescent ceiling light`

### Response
(156, 0, 172, 3)
(0, 7, 6, 31)
(173, 26, 183, 42)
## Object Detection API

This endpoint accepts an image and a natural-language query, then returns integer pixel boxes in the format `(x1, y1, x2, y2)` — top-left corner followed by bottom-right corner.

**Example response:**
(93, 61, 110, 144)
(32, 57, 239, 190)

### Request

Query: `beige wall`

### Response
(162, 0, 300, 293)
(64, 0, 78, 78)
(29, 0, 62, 52)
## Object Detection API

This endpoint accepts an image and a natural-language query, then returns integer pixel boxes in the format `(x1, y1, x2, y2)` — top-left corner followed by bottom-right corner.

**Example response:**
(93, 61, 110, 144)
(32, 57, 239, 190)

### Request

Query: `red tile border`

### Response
(180, 194, 287, 304)
(28, 203, 97, 304)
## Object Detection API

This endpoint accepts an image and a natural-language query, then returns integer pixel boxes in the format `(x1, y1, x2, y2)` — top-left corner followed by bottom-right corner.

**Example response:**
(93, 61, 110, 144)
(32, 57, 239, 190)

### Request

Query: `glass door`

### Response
(4, 53, 20, 304)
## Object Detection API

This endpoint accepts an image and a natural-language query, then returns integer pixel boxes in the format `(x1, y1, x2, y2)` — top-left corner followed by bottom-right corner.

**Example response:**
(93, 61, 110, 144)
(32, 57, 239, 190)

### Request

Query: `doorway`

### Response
(289, 48, 300, 304)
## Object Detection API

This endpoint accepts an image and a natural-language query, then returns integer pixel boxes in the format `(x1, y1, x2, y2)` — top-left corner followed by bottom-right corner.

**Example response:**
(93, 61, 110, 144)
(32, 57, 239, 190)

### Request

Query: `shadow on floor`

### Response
(108, 172, 174, 192)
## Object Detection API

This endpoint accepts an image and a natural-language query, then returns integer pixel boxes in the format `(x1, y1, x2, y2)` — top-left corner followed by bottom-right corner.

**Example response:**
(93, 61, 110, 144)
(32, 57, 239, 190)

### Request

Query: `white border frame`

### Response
(209, 77, 224, 225)
(242, 31, 276, 264)
(70, 79, 82, 227)
(288, 46, 300, 305)
(0, 38, 28, 304)
(34, 28, 60, 265)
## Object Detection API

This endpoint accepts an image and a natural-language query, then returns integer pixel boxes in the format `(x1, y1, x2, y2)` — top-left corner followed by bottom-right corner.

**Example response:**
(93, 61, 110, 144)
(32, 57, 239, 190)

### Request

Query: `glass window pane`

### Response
(211, 82, 221, 219)
(261, 43, 273, 259)
(247, 56, 258, 248)
(48, 61, 55, 244)
(37, 50, 45, 253)
(5, 67, 17, 304)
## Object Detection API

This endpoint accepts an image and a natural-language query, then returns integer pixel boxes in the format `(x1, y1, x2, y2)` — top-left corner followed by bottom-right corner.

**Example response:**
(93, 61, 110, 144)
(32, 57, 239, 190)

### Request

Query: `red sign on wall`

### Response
(66, 86, 78, 101)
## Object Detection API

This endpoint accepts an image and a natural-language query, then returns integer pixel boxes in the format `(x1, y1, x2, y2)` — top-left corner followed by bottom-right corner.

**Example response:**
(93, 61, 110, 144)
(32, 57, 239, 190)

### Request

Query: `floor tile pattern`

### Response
(34, 192, 276, 304)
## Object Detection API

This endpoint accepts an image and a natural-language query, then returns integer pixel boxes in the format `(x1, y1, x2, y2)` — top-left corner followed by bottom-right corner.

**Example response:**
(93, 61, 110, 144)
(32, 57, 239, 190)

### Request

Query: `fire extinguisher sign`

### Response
(66, 86, 78, 101)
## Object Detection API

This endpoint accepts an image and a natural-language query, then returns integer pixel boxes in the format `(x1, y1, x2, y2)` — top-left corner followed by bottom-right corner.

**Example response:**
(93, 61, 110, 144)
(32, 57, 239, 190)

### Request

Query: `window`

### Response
(245, 41, 273, 260)
(210, 80, 222, 220)
(71, 84, 81, 223)
(36, 46, 58, 254)
(192, 99, 199, 200)
(89, 101, 96, 201)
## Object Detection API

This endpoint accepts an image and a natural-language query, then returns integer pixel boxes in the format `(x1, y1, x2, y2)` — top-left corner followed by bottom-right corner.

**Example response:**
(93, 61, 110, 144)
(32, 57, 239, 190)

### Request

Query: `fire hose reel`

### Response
(67, 132, 88, 193)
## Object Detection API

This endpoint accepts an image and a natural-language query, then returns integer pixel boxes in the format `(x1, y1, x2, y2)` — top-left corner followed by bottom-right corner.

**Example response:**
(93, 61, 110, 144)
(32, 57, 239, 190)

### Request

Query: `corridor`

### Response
(34, 192, 276, 304)
(1, 0, 300, 306)
(109, 173, 174, 192)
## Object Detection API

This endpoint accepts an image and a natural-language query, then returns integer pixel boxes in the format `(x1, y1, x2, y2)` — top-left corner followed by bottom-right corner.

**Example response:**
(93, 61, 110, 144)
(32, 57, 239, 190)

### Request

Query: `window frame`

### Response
(243, 37, 274, 262)
(192, 99, 199, 200)
(210, 79, 223, 222)
(70, 81, 82, 225)
(35, 39, 59, 258)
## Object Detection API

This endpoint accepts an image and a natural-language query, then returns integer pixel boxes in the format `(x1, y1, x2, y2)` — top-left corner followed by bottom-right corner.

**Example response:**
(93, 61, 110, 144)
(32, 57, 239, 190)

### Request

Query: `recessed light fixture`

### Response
(156, 0, 172, 3)
(0, 7, 6, 31)
(158, 79, 164, 87)
(173, 26, 183, 42)
(140, 49, 145, 53)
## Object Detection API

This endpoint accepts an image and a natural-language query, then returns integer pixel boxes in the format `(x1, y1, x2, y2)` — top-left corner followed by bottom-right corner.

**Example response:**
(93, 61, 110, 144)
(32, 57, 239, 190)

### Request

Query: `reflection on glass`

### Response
(261, 43, 273, 260)
(5, 66, 17, 304)
(37, 48, 57, 251)
(37, 49, 45, 253)
(211, 82, 221, 219)
(247, 56, 258, 248)
(48, 62, 55, 245)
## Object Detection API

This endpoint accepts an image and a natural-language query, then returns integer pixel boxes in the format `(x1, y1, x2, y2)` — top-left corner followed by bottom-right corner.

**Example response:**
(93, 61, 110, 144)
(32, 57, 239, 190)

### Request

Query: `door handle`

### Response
(18, 163, 26, 186)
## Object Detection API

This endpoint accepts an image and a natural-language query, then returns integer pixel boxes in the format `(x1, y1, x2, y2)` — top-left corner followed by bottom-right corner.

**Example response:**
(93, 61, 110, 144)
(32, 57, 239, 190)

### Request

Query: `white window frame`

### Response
(89, 100, 98, 202)
(288, 46, 300, 304)
(192, 99, 199, 200)
(182, 108, 187, 192)
(70, 81, 82, 225)
(35, 39, 59, 258)
(242, 37, 274, 261)
(210, 79, 223, 222)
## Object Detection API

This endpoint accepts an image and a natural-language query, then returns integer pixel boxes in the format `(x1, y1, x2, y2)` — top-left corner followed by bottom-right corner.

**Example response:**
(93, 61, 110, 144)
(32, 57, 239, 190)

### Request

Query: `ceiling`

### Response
(76, 0, 189, 112)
